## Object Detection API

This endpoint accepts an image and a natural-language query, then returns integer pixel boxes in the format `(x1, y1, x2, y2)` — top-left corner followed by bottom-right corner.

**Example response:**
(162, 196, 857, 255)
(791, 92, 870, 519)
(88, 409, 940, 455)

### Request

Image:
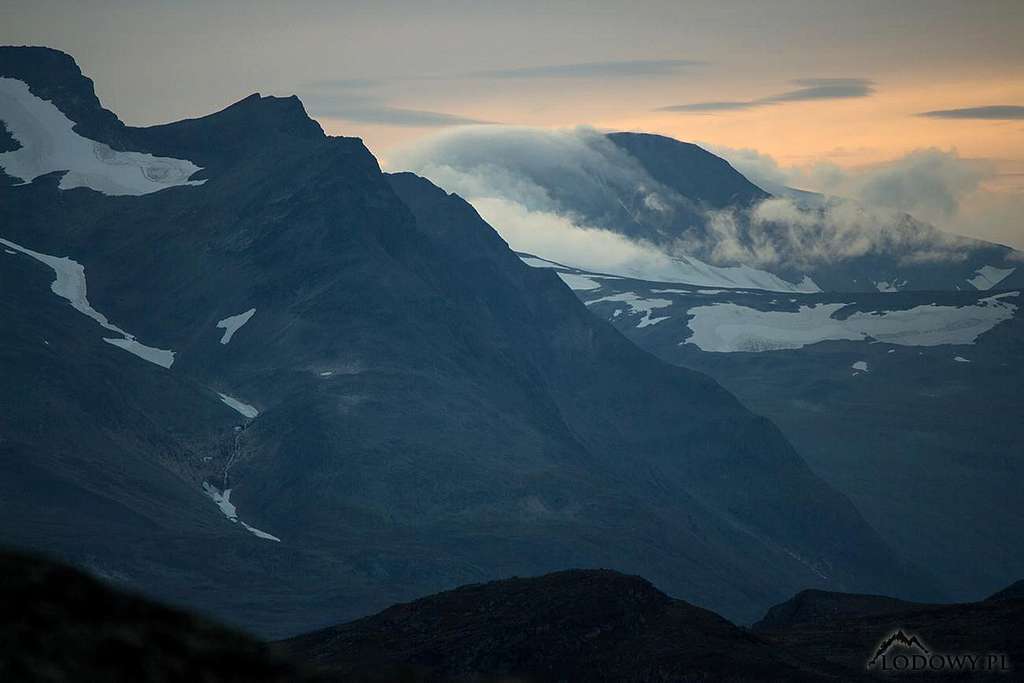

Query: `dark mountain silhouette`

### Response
(0, 46, 932, 637)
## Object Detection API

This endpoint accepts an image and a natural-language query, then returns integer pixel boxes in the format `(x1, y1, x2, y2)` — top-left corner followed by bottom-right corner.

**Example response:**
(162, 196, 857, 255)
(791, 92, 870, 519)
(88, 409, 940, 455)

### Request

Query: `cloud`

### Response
(310, 104, 491, 127)
(299, 84, 492, 127)
(301, 78, 384, 89)
(918, 105, 1024, 120)
(697, 198, 968, 269)
(660, 77, 874, 113)
(712, 144, 1024, 250)
(470, 59, 704, 79)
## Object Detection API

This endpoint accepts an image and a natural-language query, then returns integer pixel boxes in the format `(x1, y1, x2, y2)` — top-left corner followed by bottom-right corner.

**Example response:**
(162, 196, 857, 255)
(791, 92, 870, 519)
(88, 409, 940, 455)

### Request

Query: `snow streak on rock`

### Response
(1, 236, 175, 367)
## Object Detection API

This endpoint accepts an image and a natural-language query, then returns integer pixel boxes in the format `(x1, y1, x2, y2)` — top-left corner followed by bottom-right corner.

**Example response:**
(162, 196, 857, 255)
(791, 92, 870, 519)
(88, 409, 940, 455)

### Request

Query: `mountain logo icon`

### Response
(868, 630, 930, 667)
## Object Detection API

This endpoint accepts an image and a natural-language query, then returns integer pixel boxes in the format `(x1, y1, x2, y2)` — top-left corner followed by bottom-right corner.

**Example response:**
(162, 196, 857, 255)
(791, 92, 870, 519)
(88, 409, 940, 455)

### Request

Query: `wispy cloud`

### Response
(308, 103, 491, 127)
(471, 58, 704, 79)
(300, 81, 492, 127)
(660, 78, 874, 113)
(918, 105, 1024, 120)
(302, 78, 384, 89)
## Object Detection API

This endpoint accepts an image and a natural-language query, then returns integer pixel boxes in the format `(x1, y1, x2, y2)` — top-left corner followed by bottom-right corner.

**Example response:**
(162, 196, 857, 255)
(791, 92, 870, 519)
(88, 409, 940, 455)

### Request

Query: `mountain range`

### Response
(0, 46, 940, 639)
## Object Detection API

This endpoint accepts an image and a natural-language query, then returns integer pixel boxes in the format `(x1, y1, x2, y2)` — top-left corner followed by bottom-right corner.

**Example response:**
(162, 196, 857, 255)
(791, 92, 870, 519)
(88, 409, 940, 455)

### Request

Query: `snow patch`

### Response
(0, 77, 206, 195)
(1, 236, 175, 367)
(518, 255, 568, 270)
(851, 360, 869, 373)
(218, 393, 259, 419)
(202, 483, 280, 542)
(874, 279, 907, 293)
(684, 296, 1018, 352)
(953, 356, 971, 363)
(102, 338, 174, 368)
(588, 292, 672, 327)
(967, 265, 1015, 291)
(557, 272, 602, 291)
(518, 248, 819, 293)
(216, 308, 255, 344)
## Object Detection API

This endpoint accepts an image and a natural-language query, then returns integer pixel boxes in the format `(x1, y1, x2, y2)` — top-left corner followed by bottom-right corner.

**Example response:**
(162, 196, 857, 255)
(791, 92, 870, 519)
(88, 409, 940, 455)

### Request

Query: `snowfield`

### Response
(216, 308, 256, 344)
(967, 265, 1015, 291)
(874, 279, 907, 293)
(1, 236, 175, 367)
(0, 77, 205, 196)
(684, 293, 1018, 352)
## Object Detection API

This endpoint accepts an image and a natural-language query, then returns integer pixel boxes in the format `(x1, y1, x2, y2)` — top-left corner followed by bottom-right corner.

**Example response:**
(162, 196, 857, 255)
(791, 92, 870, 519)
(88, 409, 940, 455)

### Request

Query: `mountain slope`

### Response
(529, 256, 1024, 602)
(1, 46, 933, 635)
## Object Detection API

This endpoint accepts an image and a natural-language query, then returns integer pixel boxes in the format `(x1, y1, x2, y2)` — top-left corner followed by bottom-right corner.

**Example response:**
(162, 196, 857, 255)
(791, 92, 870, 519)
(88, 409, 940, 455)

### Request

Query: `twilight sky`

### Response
(4, 0, 1023, 246)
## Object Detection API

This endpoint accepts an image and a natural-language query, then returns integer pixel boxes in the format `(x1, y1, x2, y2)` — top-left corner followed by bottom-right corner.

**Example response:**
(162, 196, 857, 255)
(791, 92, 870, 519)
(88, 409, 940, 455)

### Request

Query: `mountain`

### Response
(0, 46, 934, 636)
(398, 127, 1022, 293)
(282, 568, 830, 682)
(521, 255, 1024, 603)
(606, 132, 770, 209)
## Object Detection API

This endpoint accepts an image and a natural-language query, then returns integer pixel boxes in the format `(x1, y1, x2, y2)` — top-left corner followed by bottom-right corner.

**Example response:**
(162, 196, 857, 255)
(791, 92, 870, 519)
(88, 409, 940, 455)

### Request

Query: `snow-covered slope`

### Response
(517, 252, 819, 294)
(0, 77, 204, 195)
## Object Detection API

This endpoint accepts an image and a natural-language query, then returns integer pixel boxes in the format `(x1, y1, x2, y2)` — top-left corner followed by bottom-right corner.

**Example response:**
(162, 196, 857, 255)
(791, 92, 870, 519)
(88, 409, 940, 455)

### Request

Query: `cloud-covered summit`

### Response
(387, 126, 1005, 288)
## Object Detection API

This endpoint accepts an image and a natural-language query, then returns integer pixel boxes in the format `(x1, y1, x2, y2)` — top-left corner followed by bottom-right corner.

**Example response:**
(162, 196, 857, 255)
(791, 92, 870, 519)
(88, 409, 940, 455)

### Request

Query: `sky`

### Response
(3, 0, 1023, 247)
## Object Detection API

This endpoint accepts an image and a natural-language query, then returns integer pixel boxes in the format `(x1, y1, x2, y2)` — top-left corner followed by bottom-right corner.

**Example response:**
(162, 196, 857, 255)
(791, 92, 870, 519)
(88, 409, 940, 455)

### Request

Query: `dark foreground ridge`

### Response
(4, 550, 1022, 682)
(754, 584, 1024, 679)
(0, 550, 325, 683)
(280, 568, 831, 681)
(284, 570, 1024, 682)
